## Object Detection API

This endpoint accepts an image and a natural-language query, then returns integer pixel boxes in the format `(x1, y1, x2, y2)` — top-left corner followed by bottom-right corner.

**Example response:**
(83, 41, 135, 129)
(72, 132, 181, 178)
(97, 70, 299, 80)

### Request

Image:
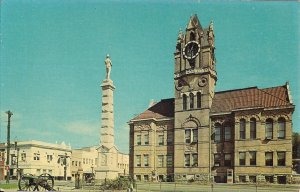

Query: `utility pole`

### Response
(6, 110, 13, 184)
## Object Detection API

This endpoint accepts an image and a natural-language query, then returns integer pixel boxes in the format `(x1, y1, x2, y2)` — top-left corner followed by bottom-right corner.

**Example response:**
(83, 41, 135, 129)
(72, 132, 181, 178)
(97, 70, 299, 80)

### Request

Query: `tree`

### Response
(292, 132, 300, 159)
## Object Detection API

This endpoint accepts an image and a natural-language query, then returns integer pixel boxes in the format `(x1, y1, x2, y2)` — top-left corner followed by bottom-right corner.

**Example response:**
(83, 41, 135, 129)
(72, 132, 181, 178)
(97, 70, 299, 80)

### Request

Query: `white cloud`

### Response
(63, 120, 99, 137)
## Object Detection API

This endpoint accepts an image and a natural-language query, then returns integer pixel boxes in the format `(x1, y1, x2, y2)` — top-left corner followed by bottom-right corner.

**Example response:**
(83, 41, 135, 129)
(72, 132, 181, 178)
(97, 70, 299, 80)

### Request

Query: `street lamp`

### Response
(5, 110, 13, 184)
(14, 140, 20, 180)
(91, 164, 94, 174)
(59, 153, 70, 181)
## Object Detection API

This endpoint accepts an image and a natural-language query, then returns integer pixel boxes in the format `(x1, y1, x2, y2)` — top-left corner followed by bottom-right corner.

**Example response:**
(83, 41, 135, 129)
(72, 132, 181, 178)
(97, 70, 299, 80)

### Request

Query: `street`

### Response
(1, 180, 300, 192)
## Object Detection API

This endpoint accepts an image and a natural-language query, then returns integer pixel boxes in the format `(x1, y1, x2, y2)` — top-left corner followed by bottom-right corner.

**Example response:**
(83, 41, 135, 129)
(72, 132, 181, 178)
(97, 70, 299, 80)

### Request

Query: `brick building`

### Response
(128, 15, 294, 184)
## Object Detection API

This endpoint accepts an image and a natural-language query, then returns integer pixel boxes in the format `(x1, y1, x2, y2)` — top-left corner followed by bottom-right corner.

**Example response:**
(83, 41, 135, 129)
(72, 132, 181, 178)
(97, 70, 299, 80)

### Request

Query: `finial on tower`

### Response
(105, 54, 112, 80)
(209, 20, 214, 31)
(177, 28, 183, 42)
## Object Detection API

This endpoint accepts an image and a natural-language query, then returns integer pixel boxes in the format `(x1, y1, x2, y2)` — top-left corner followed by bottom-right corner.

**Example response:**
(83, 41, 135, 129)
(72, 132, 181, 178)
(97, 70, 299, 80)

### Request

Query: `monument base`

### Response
(94, 167, 120, 180)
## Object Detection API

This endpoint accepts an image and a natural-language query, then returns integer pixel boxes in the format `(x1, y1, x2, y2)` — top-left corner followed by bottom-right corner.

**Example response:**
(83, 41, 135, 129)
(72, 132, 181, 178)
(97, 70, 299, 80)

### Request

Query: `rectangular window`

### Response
(185, 129, 191, 143)
(167, 132, 173, 145)
(21, 153, 26, 161)
(250, 119, 256, 139)
(190, 93, 194, 109)
(249, 176, 256, 183)
(240, 120, 246, 139)
(144, 134, 149, 145)
(239, 176, 246, 183)
(144, 175, 149, 181)
(34, 153, 40, 161)
(184, 154, 190, 167)
(239, 152, 246, 166)
(265, 152, 273, 166)
(144, 154, 149, 167)
(224, 154, 231, 166)
(224, 126, 231, 141)
(265, 176, 274, 183)
(278, 121, 286, 139)
(167, 155, 173, 167)
(214, 154, 221, 167)
(277, 152, 286, 166)
(197, 92, 201, 109)
(137, 135, 141, 145)
(47, 155, 53, 162)
(249, 151, 256, 166)
(11, 155, 16, 165)
(183, 95, 187, 111)
(158, 135, 164, 145)
(83, 158, 86, 164)
(158, 155, 164, 167)
(192, 154, 198, 167)
(192, 129, 198, 142)
(265, 121, 273, 139)
(136, 155, 141, 167)
(214, 127, 221, 142)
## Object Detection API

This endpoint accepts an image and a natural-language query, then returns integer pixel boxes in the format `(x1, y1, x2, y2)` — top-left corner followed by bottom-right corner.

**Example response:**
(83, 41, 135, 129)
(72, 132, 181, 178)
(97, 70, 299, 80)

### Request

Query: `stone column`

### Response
(100, 79, 115, 148)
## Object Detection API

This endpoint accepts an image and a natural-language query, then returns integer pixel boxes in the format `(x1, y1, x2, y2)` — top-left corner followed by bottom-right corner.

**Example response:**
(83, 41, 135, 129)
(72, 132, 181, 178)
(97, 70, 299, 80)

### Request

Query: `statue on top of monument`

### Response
(105, 54, 112, 79)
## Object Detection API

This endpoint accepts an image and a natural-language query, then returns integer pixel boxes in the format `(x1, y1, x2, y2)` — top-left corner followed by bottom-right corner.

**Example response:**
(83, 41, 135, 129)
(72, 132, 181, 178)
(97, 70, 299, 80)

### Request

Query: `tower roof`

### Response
(186, 14, 203, 31)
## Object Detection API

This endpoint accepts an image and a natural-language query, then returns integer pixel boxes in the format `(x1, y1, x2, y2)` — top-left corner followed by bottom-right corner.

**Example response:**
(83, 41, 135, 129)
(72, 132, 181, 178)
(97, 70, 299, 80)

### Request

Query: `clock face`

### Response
(183, 41, 200, 60)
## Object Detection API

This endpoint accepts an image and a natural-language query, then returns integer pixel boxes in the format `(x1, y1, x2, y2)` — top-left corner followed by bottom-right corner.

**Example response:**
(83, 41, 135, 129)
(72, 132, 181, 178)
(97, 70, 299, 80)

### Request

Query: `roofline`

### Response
(232, 106, 264, 112)
(264, 105, 295, 111)
(128, 117, 174, 124)
(0, 142, 72, 152)
(210, 105, 294, 116)
(215, 83, 290, 95)
(210, 112, 232, 116)
(215, 86, 257, 94)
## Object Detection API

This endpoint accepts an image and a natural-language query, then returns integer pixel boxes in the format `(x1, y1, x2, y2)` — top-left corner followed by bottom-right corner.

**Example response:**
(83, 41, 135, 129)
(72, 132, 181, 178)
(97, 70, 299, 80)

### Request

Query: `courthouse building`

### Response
(128, 15, 294, 184)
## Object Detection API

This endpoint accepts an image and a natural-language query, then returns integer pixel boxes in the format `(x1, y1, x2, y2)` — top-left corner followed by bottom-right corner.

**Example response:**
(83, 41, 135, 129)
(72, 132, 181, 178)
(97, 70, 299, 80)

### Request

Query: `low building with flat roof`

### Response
(0, 140, 72, 180)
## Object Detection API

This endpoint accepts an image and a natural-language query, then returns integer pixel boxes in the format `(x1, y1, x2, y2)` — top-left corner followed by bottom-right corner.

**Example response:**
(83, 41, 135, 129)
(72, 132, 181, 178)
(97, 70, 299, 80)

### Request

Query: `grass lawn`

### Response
(0, 183, 18, 189)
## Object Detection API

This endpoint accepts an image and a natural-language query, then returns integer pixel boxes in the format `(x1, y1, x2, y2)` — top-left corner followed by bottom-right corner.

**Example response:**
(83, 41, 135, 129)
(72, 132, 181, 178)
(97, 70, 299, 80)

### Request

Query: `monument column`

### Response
(100, 54, 115, 148)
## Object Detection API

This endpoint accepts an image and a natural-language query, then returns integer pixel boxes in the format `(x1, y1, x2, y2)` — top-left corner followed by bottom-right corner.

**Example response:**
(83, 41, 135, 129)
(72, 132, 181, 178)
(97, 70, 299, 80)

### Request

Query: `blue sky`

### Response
(0, 1, 299, 153)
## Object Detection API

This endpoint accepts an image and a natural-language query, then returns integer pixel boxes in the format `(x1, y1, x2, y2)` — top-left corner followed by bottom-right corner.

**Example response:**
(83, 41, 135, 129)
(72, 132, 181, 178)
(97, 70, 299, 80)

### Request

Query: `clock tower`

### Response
(173, 15, 216, 182)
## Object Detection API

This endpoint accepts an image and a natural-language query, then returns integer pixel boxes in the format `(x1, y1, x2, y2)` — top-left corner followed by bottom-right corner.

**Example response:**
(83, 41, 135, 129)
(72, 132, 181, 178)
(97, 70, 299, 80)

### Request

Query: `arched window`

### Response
(240, 119, 246, 139)
(224, 122, 232, 141)
(265, 118, 273, 139)
(197, 92, 201, 109)
(214, 123, 221, 142)
(183, 94, 187, 111)
(250, 118, 256, 139)
(189, 93, 194, 109)
(190, 32, 195, 41)
(278, 117, 286, 139)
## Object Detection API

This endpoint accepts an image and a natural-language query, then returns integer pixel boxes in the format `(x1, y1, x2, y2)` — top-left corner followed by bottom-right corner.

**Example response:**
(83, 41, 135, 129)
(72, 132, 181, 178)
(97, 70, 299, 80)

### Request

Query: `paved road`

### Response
(135, 182, 300, 192)
(1, 180, 299, 192)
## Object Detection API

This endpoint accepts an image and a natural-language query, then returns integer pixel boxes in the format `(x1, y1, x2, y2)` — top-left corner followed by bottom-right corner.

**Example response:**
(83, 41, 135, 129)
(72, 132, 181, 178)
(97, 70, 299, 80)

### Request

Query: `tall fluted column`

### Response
(100, 79, 115, 148)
